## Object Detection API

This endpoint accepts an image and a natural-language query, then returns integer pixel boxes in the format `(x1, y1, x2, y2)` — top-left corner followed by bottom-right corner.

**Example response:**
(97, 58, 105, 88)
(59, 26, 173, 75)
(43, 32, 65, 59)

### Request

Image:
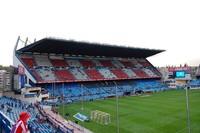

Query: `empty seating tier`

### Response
(111, 61, 125, 68)
(120, 61, 135, 67)
(99, 61, 114, 67)
(66, 60, 82, 67)
(70, 69, 89, 80)
(111, 69, 129, 79)
(21, 57, 36, 68)
(20, 54, 162, 82)
(51, 59, 68, 67)
(139, 60, 151, 67)
(133, 69, 149, 78)
(36, 68, 56, 81)
(34, 56, 52, 67)
(32, 70, 43, 81)
(122, 68, 137, 78)
(84, 69, 104, 80)
(80, 60, 96, 67)
(143, 68, 157, 77)
(98, 69, 117, 79)
(54, 70, 75, 81)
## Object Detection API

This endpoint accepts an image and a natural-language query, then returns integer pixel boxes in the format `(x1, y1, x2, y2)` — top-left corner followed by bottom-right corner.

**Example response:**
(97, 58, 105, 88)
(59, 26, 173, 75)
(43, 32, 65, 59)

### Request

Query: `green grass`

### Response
(57, 89, 200, 133)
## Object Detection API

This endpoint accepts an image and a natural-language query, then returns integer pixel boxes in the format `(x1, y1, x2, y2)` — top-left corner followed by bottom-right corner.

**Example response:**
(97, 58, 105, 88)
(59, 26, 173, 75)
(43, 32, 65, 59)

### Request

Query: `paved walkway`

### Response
(42, 106, 93, 133)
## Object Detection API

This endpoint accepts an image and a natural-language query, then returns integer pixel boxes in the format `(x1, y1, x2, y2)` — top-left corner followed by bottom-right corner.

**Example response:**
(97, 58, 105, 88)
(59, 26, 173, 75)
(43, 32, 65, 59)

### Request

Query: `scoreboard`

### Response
(175, 71, 185, 78)
(168, 67, 191, 80)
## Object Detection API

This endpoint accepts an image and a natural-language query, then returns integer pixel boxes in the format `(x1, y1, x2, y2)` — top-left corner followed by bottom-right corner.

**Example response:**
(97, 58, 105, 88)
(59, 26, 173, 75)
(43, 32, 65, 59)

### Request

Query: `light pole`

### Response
(62, 83, 64, 119)
(185, 86, 190, 133)
(113, 81, 120, 133)
(81, 84, 84, 133)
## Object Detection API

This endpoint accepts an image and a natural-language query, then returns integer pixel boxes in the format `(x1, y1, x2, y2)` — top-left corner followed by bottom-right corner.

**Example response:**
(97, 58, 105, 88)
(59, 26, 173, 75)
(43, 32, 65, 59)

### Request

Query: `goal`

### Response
(90, 110, 111, 125)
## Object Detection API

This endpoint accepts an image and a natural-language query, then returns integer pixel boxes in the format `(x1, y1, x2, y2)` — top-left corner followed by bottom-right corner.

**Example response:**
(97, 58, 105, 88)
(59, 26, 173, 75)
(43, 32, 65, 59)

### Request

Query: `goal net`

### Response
(90, 110, 111, 125)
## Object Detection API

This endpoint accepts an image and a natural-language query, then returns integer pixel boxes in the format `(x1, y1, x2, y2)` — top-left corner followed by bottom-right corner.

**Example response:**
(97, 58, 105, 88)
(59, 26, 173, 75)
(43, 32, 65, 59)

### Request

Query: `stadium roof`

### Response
(16, 38, 165, 58)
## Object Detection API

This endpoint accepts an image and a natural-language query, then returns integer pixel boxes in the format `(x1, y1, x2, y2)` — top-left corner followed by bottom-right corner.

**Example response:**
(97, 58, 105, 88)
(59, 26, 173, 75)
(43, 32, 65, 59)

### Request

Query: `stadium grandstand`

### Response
(1, 36, 169, 133)
(188, 65, 200, 88)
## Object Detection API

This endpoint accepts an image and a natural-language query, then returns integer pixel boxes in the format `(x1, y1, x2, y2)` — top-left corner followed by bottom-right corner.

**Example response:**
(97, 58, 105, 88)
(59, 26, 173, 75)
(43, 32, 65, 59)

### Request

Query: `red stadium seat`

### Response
(80, 61, 96, 67)
(51, 59, 68, 67)
(120, 61, 135, 68)
(111, 69, 129, 79)
(54, 70, 75, 81)
(99, 61, 114, 67)
(133, 69, 149, 78)
(21, 57, 36, 68)
(84, 69, 104, 80)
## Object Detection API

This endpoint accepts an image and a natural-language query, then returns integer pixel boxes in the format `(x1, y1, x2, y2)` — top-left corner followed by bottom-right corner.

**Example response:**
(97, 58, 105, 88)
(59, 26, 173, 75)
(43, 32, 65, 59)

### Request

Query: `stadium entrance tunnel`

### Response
(124, 91, 131, 96)
(135, 90, 144, 94)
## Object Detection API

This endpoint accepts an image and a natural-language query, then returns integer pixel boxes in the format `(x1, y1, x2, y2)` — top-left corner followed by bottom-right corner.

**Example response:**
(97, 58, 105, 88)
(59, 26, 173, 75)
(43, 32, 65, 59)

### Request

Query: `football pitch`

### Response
(57, 89, 200, 133)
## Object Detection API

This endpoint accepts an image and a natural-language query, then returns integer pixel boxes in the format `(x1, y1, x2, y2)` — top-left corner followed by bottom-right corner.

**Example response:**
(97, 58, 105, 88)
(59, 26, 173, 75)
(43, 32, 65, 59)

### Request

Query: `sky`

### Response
(0, 0, 199, 67)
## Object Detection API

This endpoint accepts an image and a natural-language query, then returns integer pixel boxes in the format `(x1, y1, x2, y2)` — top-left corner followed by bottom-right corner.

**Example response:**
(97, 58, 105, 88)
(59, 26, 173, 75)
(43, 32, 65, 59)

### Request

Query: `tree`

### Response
(0, 65, 12, 72)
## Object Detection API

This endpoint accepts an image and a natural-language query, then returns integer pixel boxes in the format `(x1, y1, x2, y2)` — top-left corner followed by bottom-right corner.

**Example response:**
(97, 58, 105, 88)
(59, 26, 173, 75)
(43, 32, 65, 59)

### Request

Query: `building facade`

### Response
(0, 70, 10, 91)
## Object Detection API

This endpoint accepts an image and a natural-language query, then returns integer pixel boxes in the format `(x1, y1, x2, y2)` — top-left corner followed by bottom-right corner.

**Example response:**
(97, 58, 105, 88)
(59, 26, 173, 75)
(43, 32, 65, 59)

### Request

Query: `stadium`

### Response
(0, 36, 200, 133)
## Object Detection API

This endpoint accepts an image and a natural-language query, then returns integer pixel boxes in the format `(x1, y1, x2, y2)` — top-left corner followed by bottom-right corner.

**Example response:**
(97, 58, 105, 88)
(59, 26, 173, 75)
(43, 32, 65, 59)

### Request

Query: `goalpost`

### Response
(90, 110, 111, 125)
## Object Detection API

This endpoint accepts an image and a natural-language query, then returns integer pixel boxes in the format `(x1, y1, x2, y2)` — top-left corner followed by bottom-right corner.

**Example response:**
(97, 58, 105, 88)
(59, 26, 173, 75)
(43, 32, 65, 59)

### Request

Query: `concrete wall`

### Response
(0, 92, 3, 97)
(3, 91, 39, 103)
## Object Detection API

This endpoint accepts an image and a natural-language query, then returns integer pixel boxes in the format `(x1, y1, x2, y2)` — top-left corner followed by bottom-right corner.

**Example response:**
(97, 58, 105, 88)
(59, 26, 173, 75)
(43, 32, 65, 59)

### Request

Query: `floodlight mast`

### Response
(113, 81, 120, 133)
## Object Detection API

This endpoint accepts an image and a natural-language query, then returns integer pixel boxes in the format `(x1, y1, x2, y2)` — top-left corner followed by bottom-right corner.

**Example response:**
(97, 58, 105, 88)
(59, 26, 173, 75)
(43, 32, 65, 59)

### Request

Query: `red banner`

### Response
(168, 67, 190, 72)
(18, 65, 25, 75)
